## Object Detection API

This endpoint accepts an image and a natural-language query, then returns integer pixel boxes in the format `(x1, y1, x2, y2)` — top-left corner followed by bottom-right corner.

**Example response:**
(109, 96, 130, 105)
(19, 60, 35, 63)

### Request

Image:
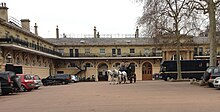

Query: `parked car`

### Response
(31, 75, 43, 89)
(203, 66, 220, 87)
(0, 71, 21, 95)
(213, 77, 220, 89)
(17, 74, 35, 92)
(203, 66, 215, 81)
(71, 75, 79, 83)
(42, 74, 71, 86)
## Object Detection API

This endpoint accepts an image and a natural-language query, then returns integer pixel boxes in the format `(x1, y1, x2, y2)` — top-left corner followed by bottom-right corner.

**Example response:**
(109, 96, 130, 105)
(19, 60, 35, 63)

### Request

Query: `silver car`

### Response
(213, 77, 220, 89)
(71, 75, 79, 83)
(31, 75, 43, 89)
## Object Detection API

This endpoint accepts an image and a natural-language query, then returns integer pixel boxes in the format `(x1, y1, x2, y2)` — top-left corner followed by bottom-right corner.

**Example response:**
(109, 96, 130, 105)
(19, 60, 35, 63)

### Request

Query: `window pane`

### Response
(112, 48, 116, 55)
(85, 48, 90, 54)
(117, 49, 121, 55)
(130, 48, 135, 53)
(100, 49, 105, 54)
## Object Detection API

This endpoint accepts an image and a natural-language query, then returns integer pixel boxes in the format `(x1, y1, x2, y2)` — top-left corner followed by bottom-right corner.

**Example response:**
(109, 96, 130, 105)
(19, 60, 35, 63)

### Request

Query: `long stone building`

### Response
(0, 3, 218, 81)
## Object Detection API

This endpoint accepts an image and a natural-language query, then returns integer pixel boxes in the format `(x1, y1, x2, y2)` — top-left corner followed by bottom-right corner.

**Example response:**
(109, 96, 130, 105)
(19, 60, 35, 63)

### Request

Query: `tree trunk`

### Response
(176, 33, 182, 80)
(209, 1, 217, 67)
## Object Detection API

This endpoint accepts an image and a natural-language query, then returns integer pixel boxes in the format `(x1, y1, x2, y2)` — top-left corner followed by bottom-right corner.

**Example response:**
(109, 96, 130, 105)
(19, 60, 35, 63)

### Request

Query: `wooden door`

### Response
(142, 62, 152, 80)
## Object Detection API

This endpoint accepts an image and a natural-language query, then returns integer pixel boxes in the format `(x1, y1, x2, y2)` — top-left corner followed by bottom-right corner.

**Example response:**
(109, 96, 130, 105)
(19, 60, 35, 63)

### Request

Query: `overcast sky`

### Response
(3, 0, 143, 38)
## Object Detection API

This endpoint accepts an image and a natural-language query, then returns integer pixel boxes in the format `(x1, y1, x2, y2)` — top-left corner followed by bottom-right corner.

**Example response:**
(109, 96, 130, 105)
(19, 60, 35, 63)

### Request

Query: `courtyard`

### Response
(0, 81, 220, 112)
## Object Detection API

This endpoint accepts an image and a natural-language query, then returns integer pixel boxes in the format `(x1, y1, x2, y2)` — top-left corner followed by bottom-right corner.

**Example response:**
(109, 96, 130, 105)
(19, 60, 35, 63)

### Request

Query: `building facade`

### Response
(0, 3, 218, 81)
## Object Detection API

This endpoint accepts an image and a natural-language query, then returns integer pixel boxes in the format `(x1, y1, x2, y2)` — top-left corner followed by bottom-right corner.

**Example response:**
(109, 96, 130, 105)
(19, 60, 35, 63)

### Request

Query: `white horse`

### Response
(119, 71, 128, 84)
(106, 69, 122, 84)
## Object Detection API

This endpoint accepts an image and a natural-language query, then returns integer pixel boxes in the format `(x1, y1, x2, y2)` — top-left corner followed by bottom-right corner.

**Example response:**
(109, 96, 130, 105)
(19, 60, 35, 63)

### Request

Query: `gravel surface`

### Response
(1, 81, 220, 112)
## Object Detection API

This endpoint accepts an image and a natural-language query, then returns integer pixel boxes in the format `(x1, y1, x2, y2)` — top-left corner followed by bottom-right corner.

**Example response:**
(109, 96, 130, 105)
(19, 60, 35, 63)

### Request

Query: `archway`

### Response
(142, 62, 153, 80)
(97, 63, 108, 81)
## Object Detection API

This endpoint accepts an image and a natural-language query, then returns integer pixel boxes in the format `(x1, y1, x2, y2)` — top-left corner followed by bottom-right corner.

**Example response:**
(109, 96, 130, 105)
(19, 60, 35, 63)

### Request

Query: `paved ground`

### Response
(1, 81, 220, 112)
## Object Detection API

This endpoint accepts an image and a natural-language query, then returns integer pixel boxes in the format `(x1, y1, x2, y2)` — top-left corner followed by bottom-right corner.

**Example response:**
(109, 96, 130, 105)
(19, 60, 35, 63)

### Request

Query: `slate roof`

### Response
(45, 38, 155, 46)
(45, 36, 213, 46)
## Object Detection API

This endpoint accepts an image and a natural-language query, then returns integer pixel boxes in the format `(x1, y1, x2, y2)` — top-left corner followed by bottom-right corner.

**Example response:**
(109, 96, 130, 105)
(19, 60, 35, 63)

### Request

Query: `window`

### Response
(130, 48, 135, 54)
(5, 31, 10, 37)
(112, 48, 116, 55)
(85, 48, 90, 54)
(32, 40, 36, 49)
(117, 49, 121, 55)
(68, 62, 77, 68)
(16, 34, 20, 38)
(25, 38, 28, 41)
(199, 47, 203, 55)
(69, 49, 74, 57)
(144, 48, 150, 56)
(58, 49, 64, 55)
(85, 63, 93, 67)
(194, 47, 198, 56)
(152, 48, 156, 56)
(57, 71, 64, 74)
(100, 48, 105, 54)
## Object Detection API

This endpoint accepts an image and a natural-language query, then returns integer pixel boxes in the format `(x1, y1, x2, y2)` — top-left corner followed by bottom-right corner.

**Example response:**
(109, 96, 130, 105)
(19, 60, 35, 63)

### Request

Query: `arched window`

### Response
(6, 54, 12, 63)
(67, 62, 77, 68)
(32, 60, 36, 66)
(16, 56, 21, 65)
(24, 58, 29, 66)
(85, 63, 93, 67)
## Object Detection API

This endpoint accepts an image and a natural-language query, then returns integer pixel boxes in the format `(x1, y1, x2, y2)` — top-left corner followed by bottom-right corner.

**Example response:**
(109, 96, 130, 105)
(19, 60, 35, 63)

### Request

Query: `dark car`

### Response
(42, 74, 71, 86)
(0, 71, 21, 95)
(203, 66, 220, 87)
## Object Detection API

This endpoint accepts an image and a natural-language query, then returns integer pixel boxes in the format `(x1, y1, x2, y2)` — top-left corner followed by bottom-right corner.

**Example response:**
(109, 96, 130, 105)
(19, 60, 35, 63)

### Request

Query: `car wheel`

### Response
(2, 90, 10, 95)
(20, 85, 27, 92)
(208, 83, 214, 88)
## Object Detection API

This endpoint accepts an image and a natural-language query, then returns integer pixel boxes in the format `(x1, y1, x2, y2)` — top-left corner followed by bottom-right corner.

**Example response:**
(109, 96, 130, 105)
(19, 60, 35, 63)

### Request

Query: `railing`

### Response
(194, 52, 220, 57)
(61, 52, 162, 57)
(0, 36, 62, 57)
(59, 33, 150, 38)
(0, 36, 162, 58)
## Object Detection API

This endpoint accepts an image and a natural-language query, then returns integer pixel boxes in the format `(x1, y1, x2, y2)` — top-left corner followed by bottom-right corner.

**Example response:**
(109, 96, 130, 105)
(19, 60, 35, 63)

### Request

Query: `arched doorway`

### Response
(142, 62, 153, 80)
(97, 63, 108, 81)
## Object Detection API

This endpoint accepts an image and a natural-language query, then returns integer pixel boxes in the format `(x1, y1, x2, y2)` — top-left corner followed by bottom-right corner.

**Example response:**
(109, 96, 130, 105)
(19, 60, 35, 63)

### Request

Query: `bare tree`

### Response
(187, 0, 220, 66)
(137, 0, 200, 80)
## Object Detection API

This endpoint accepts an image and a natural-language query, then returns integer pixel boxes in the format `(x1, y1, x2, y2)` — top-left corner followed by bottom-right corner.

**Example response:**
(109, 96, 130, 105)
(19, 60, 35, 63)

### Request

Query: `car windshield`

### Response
(24, 75, 32, 80)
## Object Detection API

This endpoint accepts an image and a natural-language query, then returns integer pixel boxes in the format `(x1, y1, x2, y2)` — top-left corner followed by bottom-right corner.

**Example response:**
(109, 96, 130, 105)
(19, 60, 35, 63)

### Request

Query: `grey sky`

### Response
(4, 0, 143, 38)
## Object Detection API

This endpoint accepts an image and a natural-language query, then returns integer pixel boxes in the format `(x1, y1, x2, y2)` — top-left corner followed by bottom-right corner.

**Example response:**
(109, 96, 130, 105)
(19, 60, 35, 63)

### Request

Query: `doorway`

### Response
(97, 63, 108, 81)
(142, 62, 153, 80)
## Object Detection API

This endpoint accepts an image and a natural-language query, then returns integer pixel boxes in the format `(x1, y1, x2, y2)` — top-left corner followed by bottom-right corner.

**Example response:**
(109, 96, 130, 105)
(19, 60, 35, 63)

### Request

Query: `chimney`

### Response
(135, 26, 139, 38)
(0, 3, 9, 21)
(97, 32, 100, 38)
(20, 19, 30, 31)
(34, 23, 38, 35)
(94, 26, 97, 38)
(56, 25, 59, 39)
